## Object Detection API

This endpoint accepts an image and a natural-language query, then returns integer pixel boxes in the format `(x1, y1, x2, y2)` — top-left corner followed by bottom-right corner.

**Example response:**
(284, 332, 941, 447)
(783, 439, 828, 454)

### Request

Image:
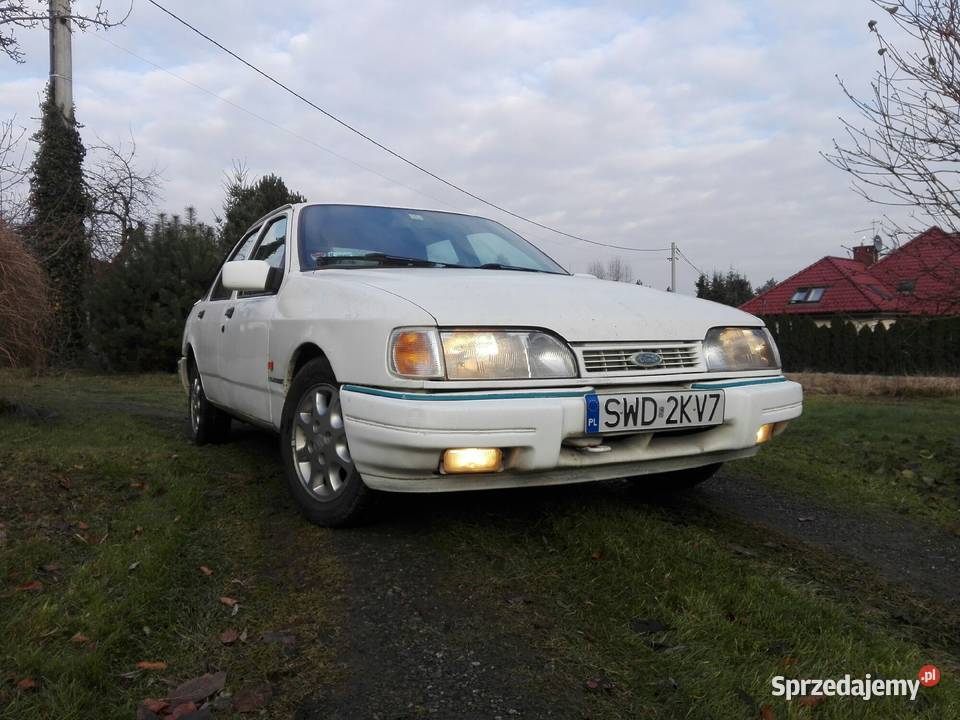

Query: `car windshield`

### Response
(298, 204, 568, 274)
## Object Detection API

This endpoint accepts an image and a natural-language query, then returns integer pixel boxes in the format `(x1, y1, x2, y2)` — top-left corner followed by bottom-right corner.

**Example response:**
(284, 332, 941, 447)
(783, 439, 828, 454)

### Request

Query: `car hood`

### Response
(308, 268, 761, 342)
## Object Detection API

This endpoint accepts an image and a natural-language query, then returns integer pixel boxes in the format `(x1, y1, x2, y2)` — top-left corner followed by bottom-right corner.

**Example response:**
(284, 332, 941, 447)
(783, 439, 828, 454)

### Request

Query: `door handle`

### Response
(197, 309, 205, 319)
(224, 307, 235, 319)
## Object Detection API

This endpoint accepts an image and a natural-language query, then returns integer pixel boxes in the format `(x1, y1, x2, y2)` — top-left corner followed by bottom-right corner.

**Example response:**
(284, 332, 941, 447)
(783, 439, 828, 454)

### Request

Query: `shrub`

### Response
(0, 223, 52, 369)
(88, 210, 220, 372)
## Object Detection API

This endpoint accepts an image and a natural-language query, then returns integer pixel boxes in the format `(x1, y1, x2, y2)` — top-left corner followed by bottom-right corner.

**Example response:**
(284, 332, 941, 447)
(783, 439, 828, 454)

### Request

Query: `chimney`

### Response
(853, 245, 878, 267)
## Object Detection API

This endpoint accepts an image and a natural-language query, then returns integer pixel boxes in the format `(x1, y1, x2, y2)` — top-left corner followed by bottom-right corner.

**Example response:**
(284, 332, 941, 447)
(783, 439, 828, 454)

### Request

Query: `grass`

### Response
(432, 491, 960, 719)
(0, 371, 344, 719)
(741, 394, 960, 531)
(2, 371, 958, 718)
(788, 372, 960, 399)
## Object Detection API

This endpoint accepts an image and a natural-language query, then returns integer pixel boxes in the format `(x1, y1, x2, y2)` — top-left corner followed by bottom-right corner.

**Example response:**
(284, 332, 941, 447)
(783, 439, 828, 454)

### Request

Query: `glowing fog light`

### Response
(755, 424, 774, 445)
(441, 448, 503, 474)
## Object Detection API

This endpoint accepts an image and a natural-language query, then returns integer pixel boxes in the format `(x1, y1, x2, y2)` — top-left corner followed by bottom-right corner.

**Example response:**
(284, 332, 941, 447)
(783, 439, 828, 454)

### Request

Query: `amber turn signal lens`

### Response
(390, 329, 442, 378)
(755, 423, 774, 445)
(441, 448, 503, 474)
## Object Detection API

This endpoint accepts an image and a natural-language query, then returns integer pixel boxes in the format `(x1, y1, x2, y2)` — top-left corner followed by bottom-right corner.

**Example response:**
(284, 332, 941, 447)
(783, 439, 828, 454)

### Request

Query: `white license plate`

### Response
(585, 390, 724, 434)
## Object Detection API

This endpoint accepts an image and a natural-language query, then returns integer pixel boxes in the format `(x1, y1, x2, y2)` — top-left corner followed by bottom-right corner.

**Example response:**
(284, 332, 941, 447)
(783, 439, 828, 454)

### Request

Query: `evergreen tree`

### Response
(218, 170, 305, 252)
(87, 208, 221, 371)
(28, 85, 90, 362)
(694, 269, 755, 307)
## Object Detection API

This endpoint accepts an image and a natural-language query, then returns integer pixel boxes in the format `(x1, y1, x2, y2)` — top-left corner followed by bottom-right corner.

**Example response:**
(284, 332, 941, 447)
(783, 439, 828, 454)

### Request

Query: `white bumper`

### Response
(340, 377, 802, 492)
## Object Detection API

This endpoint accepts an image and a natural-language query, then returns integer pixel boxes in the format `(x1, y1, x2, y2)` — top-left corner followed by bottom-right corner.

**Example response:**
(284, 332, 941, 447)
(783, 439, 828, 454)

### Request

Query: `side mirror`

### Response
(222, 260, 271, 292)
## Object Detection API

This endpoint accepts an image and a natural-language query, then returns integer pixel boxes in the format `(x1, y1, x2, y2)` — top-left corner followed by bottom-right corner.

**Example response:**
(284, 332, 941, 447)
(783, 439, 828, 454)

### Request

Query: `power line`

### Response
(144, 0, 668, 253)
(90, 33, 464, 214)
(676, 247, 707, 277)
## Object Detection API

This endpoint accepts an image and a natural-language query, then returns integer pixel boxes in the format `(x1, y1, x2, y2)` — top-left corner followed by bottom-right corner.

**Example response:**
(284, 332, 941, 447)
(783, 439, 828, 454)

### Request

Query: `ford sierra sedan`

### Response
(179, 203, 802, 526)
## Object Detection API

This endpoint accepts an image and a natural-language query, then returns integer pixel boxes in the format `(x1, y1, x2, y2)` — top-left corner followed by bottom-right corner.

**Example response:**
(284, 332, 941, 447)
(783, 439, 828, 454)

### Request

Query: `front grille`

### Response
(578, 342, 703, 375)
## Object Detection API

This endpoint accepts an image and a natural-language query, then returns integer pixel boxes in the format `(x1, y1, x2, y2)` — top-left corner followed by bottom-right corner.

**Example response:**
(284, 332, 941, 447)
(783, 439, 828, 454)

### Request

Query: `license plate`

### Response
(585, 390, 724, 434)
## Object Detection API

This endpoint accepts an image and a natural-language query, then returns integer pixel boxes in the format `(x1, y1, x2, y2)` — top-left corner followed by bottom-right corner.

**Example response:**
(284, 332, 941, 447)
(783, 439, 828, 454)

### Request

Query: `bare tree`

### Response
(825, 1, 960, 233)
(0, 115, 28, 223)
(587, 257, 635, 282)
(1, 0, 131, 63)
(85, 136, 161, 258)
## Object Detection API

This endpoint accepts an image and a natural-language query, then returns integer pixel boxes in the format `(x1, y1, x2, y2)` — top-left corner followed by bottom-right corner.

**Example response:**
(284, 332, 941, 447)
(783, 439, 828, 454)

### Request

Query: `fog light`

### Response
(441, 448, 502, 474)
(755, 424, 774, 445)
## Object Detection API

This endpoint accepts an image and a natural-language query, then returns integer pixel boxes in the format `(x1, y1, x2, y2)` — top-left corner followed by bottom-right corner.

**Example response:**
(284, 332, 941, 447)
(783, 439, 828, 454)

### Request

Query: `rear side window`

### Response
(209, 227, 262, 301)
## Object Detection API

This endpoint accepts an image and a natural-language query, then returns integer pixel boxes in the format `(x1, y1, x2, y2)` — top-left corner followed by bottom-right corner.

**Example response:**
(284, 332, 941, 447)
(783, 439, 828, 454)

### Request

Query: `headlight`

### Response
(703, 327, 780, 371)
(441, 330, 577, 380)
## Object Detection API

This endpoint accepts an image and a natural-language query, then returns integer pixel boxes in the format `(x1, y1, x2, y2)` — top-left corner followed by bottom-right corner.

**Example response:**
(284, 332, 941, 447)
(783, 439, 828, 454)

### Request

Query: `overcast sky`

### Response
(0, 0, 911, 292)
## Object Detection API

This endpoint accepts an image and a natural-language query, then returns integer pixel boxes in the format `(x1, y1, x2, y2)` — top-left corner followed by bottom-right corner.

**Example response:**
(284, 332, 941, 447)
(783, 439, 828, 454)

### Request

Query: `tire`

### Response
(280, 357, 372, 527)
(627, 462, 722, 493)
(188, 363, 231, 445)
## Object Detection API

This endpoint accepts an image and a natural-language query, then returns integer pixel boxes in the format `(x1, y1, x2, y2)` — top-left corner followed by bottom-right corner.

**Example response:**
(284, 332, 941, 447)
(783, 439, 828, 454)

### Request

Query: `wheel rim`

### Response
(190, 376, 202, 435)
(291, 383, 353, 500)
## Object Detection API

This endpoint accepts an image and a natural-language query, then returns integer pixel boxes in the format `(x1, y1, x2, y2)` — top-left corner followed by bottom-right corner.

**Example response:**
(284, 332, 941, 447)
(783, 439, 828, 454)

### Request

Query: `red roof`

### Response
(740, 227, 960, 317)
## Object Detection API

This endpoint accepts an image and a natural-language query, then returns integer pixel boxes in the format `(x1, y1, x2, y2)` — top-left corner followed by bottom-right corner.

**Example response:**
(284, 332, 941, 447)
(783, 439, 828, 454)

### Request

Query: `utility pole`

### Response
(669, 241, 677, 293)
(49, 0, 74, 123)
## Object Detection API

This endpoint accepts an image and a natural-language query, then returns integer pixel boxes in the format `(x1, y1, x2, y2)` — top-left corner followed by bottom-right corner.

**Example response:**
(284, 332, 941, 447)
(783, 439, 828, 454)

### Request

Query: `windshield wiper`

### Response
(315, 253, 466, 269)
(477, 263, 554, 273)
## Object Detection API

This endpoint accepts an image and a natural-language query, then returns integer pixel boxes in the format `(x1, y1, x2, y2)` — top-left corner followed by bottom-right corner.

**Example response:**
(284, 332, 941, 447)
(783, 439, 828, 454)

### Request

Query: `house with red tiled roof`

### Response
(740, 227, 960, 326)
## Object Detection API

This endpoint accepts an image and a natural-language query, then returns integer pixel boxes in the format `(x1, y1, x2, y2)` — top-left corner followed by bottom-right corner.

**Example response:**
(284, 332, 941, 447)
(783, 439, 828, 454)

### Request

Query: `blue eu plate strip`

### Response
(585, 393, 600, 433)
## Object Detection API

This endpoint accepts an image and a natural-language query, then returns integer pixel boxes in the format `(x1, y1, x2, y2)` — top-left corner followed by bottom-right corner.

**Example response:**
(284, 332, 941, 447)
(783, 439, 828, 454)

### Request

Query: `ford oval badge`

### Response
(630, 351, 663, 368)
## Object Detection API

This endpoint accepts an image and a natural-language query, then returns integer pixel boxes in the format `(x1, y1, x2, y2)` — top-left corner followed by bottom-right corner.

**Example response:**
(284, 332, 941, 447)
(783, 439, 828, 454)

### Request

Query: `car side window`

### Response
(240, 216, 288, 298)
(209, 227, 262, 301)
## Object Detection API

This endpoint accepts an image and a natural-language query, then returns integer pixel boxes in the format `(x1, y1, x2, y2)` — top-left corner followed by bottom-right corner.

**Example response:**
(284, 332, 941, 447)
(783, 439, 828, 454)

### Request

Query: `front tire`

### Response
(188, 364, 231, 445)
(626, 462, 722, 493)
(280, 357, 372, 527)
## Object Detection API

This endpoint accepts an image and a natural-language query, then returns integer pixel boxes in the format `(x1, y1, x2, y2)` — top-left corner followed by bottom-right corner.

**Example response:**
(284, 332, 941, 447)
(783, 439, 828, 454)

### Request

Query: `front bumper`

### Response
(340, 377, 802, 492)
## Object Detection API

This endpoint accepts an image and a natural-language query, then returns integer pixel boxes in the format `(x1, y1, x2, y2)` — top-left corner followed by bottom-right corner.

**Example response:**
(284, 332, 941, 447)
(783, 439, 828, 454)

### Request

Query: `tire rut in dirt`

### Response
(296, 522, 579, 720)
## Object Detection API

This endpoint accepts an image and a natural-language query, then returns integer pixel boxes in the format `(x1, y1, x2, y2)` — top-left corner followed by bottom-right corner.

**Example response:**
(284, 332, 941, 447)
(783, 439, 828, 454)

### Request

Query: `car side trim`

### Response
(690, 376, 787, 390)
(341, 384, 589, 401)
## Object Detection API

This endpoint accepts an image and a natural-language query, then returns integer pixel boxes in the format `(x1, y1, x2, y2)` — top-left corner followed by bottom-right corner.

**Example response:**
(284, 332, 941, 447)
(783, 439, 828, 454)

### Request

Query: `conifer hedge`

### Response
(764, 315, 960, 375)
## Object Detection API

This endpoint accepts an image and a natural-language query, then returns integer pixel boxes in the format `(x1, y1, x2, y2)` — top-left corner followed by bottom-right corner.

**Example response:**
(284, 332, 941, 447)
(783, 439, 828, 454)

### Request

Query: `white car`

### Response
(179, 203, 802, 526)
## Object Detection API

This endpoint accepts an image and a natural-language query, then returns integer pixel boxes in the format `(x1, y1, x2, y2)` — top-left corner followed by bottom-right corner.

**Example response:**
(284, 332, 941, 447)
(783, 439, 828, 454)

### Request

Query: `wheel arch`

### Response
(286, 342, 335, 387)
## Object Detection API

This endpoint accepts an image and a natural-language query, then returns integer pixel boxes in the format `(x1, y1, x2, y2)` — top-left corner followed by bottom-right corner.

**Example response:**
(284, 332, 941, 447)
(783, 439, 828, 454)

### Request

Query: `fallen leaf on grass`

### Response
(590, 549, 603, 561)
(168, 701, 197, 718)
(133, 526, 144, 537)
(218, 597, 238, 607)
(75, 521, 89, 530)
(780, 657, 799, 666)
(70, 633, 89, 644)
(16, 678, 37, 690)
(220, 628, 238, 645)
(15, 580, 42, 592)
(759, 705, 776, 720)
(129, 482, 147, 490)
(798, 694, 827, 707)
(199, 565, 213, 576)
(41, 562, 60, 573)
(234, 683, 273, 712)
(140, 698, 168, 714)
(136, 661, 168, 671)
(165, 671, 226, 705)
(128, 561, 141, 572)
(584, 676, 616, 692)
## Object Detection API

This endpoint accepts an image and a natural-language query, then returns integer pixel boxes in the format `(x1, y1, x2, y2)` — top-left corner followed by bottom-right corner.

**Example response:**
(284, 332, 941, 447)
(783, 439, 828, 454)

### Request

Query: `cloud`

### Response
(0, 0, 904, 291)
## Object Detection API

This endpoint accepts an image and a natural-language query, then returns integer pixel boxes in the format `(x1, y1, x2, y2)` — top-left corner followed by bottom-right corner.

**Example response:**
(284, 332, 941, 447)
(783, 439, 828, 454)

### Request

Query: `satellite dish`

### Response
(873, 234, 883, 252)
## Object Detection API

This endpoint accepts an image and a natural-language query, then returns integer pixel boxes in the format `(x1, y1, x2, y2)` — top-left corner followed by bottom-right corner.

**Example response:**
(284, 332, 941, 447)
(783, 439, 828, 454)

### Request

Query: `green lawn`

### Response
(0, 372, 344, 718)
(1, 371, 957, 718)
(741, 395, 960, 531)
